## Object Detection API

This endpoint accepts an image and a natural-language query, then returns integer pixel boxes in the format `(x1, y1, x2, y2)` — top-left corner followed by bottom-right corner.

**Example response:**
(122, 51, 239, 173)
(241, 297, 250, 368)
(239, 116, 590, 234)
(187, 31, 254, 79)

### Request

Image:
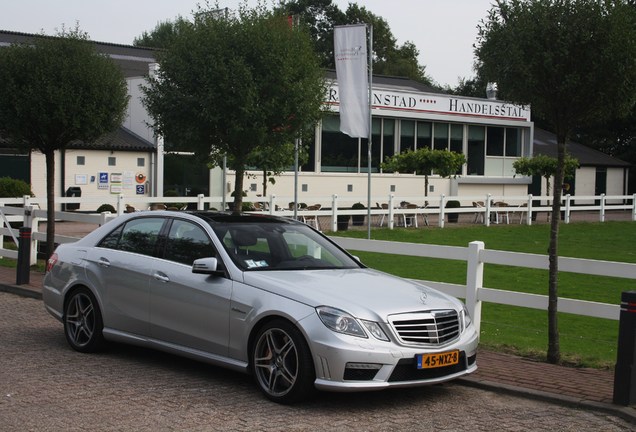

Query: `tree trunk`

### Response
(45, 149, 56, 259)
(547, 136, 566, 364)
(232, 167, 245, 214)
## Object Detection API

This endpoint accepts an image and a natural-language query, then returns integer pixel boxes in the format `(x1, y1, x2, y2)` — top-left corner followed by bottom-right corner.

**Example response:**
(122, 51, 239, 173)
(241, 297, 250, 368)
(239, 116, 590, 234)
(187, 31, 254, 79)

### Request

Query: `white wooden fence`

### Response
(1, 198, 636, 334)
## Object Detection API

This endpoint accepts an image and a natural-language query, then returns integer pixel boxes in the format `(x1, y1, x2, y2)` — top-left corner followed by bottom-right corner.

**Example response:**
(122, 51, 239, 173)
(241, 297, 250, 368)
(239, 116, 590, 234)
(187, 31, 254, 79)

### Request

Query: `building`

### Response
(1, 30, 630, 210)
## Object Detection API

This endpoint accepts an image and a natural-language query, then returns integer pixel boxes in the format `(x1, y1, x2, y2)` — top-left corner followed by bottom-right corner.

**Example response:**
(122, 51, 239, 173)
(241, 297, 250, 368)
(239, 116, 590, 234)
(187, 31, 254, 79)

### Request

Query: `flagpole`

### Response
(366, 24, 373, 240)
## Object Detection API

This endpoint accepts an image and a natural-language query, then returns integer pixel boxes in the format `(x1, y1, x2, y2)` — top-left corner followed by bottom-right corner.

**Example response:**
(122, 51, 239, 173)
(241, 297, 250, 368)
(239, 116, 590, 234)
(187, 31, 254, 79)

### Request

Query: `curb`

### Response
(458, 378, 636, 425)
(0, 282, 42, 300)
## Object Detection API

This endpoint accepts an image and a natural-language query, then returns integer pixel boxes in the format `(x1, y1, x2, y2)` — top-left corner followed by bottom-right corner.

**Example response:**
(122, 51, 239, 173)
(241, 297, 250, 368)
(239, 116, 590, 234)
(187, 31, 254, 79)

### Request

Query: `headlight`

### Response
(361, 320, 390, 341)
(462, 304, 472, 330)
(316, 306, 367, 338)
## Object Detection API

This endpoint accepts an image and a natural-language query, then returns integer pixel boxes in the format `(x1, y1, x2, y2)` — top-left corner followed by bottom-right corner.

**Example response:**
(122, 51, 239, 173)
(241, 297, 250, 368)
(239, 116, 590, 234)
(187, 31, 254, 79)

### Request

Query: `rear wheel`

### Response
(251, 319, 315, 404)
(64, 288, 105, 353)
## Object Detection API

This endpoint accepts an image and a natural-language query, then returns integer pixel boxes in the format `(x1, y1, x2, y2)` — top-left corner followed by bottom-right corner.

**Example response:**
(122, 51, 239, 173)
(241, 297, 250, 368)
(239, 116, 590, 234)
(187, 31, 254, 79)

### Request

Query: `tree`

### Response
(0, 27, 129, 257)
(142, 4, 325, 212)
(475, 0, 636, 363)
(278, 0, 433, 85)
(133, 17, 190, 48)
(513, 154, 579, 198)
(381, 148, 466, 200)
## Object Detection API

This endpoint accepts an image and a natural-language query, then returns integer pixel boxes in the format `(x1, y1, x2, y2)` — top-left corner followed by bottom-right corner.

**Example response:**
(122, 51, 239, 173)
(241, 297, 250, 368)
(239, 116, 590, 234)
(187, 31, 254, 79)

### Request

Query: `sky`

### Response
(0, 0, 495, 87)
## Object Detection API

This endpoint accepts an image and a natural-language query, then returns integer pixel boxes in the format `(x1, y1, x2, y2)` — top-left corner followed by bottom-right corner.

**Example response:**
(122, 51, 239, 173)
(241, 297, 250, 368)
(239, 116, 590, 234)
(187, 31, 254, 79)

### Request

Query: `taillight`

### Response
(46, 253, 58, 273)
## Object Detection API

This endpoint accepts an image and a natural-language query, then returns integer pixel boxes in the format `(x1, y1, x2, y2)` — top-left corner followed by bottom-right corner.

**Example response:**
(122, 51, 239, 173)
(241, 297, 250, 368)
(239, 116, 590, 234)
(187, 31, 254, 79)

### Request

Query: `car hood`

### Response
(242, 268, 461, 321)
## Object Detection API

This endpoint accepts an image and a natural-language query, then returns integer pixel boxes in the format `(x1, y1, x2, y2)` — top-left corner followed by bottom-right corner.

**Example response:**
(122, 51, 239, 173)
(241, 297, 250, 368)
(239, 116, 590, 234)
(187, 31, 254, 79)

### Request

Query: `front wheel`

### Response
(64, 288, 105, 353)
(251, 320, 315, 404)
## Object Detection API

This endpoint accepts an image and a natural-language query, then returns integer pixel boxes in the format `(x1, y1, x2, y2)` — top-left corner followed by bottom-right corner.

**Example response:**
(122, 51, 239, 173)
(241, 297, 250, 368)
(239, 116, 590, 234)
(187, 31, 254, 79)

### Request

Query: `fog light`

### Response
(346, 363, 382, 370)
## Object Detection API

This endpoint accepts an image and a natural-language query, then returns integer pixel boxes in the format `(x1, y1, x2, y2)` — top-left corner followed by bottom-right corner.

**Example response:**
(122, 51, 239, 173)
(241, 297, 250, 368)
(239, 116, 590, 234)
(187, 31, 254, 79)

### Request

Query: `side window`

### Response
(165, 220, 214, 265)
(99, 218, 164, 256)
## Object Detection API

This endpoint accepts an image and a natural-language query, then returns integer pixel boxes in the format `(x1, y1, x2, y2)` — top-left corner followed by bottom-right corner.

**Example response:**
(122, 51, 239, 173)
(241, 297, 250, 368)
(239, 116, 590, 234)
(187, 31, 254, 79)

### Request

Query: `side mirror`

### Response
(192, 257, 222, 275)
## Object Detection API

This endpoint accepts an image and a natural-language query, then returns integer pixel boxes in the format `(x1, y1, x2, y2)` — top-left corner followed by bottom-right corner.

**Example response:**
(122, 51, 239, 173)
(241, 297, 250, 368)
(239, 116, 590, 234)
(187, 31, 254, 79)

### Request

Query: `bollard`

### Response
(613, 291, 636, 405)
(15, 227, 31, 285)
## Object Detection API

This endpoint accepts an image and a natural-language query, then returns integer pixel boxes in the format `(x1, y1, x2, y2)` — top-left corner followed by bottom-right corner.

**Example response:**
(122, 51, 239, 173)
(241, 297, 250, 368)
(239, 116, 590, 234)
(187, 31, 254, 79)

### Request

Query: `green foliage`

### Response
(0, 26, 129, 258)
(0, 27, 129, 153)
(475, 0, 636, 136)
(0, 177, 32, 198)
(143, 4, 325, 211)
(445, 200, 460, 209)
(277, 0, 432, 85)
(513, 154, 579, 180)
(382, 148, 466, 197)
(514, 154, 579, 194)
(95, 204, 116, 213)
(351, 202, 365, 210)
(133, 17, 190, 48)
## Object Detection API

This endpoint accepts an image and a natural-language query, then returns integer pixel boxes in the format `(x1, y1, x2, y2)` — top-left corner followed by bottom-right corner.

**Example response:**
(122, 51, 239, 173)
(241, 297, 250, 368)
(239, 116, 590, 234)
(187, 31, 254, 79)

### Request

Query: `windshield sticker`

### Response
(245, 260, 269, 268)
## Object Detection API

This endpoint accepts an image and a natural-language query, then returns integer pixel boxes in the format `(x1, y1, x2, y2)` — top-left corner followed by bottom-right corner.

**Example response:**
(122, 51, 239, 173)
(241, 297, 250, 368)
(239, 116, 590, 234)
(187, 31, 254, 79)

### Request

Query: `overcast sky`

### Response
(0, 0, 495, 88)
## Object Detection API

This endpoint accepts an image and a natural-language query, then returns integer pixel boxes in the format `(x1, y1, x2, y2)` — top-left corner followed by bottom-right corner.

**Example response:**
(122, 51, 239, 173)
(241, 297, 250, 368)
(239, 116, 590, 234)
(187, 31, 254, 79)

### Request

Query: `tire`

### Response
(250, 319, 315, 404)
(63, 288, 105, 353)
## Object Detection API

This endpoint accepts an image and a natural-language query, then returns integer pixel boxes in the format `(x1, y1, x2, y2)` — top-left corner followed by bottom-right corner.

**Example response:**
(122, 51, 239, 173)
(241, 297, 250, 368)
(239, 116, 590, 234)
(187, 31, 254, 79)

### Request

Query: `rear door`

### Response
(85, 217, 166, 336)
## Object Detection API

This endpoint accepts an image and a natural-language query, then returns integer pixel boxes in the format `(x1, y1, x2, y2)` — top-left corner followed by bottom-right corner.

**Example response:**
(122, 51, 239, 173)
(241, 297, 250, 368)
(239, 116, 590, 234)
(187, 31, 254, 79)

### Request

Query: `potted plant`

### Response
(445, 200, 461, 223)
(351, 202, 366, 226)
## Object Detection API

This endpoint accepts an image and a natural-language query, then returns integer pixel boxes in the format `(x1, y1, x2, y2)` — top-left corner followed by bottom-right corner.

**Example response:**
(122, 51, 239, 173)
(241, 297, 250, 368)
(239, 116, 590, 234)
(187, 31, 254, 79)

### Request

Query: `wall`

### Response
(31, 149, 152, 211)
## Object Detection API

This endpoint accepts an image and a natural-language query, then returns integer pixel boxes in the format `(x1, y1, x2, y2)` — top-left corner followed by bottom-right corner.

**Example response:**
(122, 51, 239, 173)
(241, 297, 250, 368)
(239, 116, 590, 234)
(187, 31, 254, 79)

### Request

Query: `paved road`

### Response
(0, 293, 632, 432)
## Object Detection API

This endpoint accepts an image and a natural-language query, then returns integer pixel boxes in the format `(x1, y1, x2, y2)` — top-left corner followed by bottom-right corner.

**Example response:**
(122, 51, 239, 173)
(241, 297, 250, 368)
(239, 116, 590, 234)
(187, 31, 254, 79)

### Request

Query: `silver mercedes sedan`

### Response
(43, 211, 478, 404)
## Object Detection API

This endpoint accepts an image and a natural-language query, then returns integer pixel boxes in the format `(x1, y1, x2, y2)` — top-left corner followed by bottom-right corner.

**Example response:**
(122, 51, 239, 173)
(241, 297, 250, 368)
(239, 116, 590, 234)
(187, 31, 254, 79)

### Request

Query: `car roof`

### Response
(184, 211, 299, 226)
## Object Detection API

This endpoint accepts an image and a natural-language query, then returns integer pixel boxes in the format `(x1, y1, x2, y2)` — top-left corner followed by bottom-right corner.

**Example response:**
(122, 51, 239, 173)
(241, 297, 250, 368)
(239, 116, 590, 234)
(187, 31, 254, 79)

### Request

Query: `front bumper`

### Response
(301, 313, 479, 392)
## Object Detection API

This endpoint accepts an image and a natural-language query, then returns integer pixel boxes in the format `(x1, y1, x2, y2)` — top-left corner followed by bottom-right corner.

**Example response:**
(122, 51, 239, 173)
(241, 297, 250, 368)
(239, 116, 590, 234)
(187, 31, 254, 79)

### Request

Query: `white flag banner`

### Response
(334, 24, 369, 138)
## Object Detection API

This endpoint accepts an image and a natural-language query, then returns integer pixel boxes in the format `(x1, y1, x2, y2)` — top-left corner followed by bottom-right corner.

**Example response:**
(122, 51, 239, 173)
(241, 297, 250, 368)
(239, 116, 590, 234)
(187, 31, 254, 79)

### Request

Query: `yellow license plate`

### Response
(416, 350, 460, 369)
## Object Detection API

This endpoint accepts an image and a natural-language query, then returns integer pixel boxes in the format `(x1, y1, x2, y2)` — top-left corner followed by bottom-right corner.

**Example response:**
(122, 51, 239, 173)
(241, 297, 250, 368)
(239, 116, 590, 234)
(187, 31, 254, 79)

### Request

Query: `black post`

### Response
(15, 226, 31, 285)
(613, 291, 636, 405)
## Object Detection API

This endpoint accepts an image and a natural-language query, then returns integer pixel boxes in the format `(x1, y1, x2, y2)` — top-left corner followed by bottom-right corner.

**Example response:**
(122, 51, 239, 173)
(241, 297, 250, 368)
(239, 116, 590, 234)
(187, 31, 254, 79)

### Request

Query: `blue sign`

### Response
(99, 172, 108, 183)
(136, 184, 145, 195)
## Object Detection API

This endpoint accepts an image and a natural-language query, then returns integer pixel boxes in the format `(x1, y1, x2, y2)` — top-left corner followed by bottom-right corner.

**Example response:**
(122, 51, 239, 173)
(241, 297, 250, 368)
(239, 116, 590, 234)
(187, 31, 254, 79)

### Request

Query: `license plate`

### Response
(416, 350, 460, 369)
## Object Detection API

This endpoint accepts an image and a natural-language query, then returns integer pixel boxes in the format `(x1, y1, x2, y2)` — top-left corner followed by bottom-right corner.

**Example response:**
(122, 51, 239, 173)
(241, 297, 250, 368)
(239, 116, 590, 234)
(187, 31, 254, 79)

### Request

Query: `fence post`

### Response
(16, 227, 31, 285)
(439, 194, 446, 228)
(564, 194, 571, 224)
(600, 193, 606, 223)
(526, 194, 533, 226)
(632, 194, 636, 222)
(269, 195, 276, 215)
(197, 194, 205, 210)
(466, 241, 484, 336)
(613, 291, 636, 405)
(485, 194, 492, 227)
(116, 194, 125, 215)
(331, 194, 338, 232)
(386, 194, 395, 230)
(24, 205, 38, 266)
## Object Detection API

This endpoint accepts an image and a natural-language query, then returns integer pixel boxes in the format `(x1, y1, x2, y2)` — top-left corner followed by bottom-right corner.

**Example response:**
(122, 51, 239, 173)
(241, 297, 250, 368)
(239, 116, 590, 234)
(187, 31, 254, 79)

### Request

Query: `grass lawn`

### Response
(333, 221, 636, 368)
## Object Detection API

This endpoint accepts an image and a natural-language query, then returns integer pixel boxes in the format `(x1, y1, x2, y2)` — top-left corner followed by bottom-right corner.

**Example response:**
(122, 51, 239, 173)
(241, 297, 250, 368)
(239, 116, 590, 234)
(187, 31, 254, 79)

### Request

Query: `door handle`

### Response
(97, 258, 110, 268)
(153, 272, 170, 283)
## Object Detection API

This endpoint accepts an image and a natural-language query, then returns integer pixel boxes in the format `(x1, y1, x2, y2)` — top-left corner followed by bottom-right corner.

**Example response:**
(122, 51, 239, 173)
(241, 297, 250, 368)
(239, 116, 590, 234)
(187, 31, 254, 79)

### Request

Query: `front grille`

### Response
(389, 310, 460, 346)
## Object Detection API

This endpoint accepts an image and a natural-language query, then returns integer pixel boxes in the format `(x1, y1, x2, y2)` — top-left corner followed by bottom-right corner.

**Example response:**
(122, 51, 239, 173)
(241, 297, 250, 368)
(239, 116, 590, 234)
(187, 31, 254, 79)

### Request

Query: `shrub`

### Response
(96, 204, 116, 213)
(0, 177, 32, 198)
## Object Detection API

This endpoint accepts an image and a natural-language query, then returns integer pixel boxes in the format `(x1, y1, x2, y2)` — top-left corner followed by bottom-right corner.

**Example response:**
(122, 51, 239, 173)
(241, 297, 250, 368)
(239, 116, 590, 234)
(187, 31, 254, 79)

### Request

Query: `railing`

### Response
(1, 192, 635, 228)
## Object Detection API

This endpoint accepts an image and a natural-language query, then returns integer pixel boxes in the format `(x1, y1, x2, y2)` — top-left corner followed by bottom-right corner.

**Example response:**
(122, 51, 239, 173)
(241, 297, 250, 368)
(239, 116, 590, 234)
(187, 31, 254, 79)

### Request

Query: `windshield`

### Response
(211, 222, 361, 271)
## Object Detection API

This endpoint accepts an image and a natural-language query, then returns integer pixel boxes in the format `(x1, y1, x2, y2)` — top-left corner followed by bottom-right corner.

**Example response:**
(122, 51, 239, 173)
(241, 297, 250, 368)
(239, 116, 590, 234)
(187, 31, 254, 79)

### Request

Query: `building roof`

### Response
(533, 128, 631, 168)
(0, 30, 157, 78)
(325, 69, 444, 94)
(68, 127, 155, 152)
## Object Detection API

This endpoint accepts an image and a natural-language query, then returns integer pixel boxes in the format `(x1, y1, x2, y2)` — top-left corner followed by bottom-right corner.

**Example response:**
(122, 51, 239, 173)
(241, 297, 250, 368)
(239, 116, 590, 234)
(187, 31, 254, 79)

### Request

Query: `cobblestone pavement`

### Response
(0, 293, 633, 432)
